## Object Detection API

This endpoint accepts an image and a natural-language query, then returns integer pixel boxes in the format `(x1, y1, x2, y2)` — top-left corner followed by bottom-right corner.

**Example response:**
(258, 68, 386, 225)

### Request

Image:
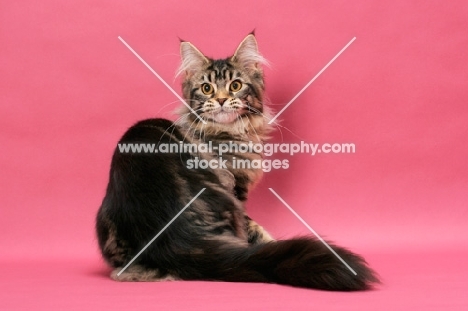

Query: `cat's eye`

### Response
(201, 83, 214, 95)
(230, 80, 243, 92)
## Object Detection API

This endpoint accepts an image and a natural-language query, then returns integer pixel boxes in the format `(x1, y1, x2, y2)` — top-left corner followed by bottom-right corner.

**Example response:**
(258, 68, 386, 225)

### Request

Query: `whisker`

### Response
(242, 114, 261, 142)
(245, 105, 284, 142)
(159, 112, 190, 144)
(159, 105, 204, 151)
(155, 99, 187, 115)
(245, 104, 306, 142)
(242, 103, 284, 141)
(160, 106, 204, 144)
(236, 113, 247, 139)
(178, 117, 200, 164)
(180, 116, 199, 145)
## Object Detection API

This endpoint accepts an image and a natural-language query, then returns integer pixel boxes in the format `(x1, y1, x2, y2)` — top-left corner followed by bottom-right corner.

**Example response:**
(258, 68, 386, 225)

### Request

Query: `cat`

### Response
(96, 33, 379, 290)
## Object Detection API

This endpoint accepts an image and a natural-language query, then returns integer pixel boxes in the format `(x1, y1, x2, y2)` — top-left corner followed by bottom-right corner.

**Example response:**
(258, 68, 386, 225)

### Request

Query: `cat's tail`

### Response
(180, 237, 379, 291)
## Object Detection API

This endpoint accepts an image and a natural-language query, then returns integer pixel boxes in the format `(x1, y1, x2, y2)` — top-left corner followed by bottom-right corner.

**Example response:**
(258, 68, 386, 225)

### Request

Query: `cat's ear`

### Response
(178, 41, 209, 78)
(232, 34, 266, 71)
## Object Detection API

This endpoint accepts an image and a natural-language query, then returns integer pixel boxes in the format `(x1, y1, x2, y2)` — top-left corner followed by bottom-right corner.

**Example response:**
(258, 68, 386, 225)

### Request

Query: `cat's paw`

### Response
(247, 219, 275, 244)
(111, 266, 179, 282)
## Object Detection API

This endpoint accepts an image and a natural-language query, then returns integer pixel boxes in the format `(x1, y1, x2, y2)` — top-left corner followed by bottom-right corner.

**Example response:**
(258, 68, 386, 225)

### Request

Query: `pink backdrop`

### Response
(1, 0, 467, 309)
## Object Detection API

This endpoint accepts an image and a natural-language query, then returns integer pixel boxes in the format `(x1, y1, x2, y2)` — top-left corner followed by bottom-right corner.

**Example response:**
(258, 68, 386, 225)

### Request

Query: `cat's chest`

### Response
(193, 138, 265, 192)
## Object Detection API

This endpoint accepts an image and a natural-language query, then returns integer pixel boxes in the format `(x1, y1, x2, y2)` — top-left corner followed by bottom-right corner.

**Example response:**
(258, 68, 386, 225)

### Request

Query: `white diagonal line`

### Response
(118, 36, 207, 124)
(117, 188, 206, 276)
(268, 37, 356, 124)
(268, 188, 357, 275)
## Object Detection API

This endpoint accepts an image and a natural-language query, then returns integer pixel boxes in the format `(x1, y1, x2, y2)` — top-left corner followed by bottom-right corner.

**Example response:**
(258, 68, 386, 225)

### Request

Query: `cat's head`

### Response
(177, 34, 270, 138)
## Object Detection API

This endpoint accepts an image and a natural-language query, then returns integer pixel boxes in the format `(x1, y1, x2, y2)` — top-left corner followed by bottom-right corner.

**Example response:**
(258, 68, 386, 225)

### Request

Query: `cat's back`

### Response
(96, 117, 189, 267)
(119, 118, 176, 142)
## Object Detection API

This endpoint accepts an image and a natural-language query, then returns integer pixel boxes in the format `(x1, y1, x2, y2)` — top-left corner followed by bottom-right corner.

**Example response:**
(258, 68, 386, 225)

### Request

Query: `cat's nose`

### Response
(217, 98, 228, 105)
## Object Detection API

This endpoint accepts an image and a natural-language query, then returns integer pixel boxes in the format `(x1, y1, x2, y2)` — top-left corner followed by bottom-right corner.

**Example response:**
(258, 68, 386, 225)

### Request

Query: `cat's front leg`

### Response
(245, 216, 274, 244)
(232, 167, 264, 201)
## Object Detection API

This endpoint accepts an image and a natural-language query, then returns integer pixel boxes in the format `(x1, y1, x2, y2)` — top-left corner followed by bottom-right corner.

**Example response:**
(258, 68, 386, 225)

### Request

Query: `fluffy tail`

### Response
(179, 237, 379, 291)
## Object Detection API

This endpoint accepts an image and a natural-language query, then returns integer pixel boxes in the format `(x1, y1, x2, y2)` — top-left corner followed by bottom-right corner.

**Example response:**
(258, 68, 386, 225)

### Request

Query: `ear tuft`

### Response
(177, 42, 209, 78)
(232, 34, 267, 71)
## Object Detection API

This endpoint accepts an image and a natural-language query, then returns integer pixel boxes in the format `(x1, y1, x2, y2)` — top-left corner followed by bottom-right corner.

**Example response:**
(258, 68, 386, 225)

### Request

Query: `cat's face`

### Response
(178, 35, 267, 131)
(186, 60, 258, 124)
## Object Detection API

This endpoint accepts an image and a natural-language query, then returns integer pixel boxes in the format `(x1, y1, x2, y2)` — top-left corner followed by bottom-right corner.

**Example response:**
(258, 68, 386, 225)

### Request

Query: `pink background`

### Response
(1, 0, 467, 309)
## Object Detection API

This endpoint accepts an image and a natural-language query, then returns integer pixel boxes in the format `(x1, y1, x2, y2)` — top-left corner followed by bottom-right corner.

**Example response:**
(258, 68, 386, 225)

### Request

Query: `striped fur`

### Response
(95, 34, 379, 290)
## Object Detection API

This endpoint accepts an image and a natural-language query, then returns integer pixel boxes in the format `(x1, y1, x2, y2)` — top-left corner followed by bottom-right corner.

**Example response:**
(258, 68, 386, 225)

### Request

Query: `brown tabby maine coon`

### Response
(96, 33, 379, 290)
